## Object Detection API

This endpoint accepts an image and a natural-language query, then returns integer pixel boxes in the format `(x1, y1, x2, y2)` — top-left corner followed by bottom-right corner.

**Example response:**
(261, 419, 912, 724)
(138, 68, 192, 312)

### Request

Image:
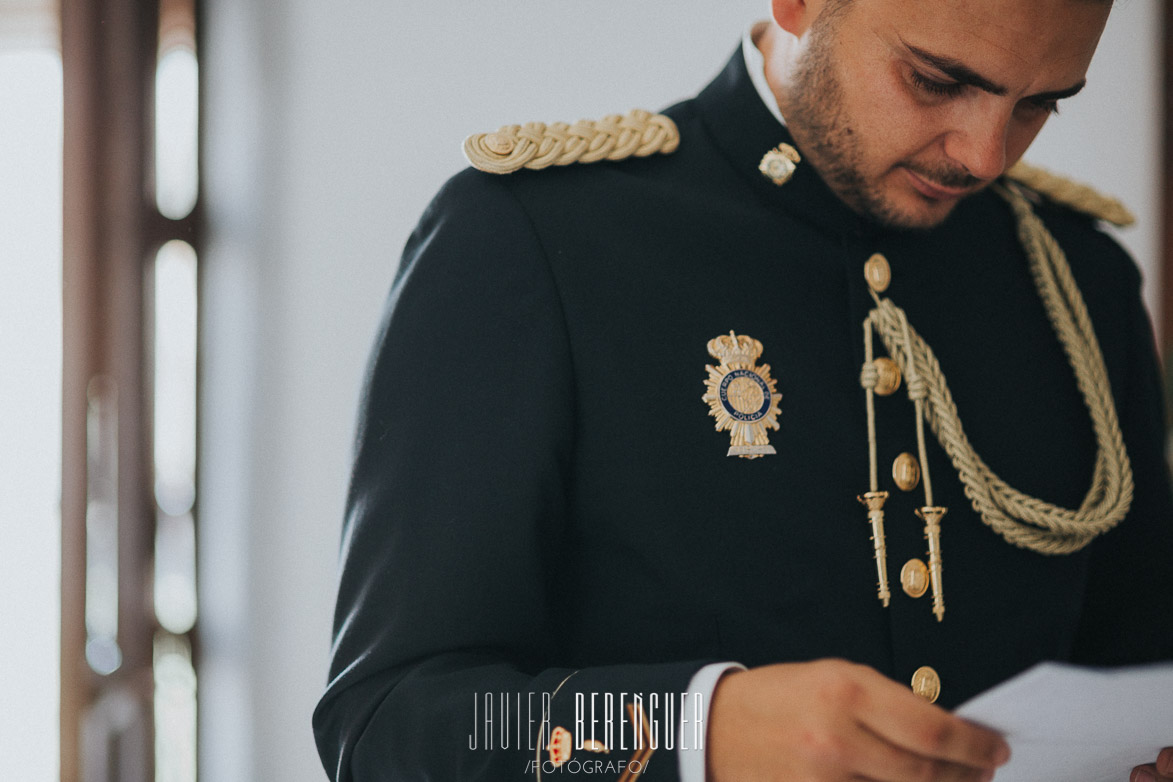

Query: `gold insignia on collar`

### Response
(702, 332, 782, 459)
(759, 143, 801, 185)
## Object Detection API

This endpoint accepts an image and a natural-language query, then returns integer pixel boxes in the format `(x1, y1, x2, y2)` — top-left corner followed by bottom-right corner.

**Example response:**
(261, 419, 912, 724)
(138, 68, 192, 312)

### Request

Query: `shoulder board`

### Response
(462, 109, 679, 175)
(1004, 161, 1134, 227)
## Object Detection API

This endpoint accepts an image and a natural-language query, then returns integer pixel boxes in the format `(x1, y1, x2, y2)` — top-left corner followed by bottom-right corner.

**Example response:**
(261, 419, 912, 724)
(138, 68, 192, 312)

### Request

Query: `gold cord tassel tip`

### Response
(916, 506, 947, 622)
(859, 491, 892, 607)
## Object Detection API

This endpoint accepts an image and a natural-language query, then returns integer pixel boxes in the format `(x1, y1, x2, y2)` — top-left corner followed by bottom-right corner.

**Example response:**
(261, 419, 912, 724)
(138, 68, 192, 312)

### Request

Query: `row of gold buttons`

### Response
(865, 253, 942, 704)
(892, 453, 929, 598)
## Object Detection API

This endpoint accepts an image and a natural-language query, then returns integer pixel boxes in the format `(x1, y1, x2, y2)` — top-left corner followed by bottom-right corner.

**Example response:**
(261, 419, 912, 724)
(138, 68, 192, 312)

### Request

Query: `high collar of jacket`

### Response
(694, 47, 939, 242)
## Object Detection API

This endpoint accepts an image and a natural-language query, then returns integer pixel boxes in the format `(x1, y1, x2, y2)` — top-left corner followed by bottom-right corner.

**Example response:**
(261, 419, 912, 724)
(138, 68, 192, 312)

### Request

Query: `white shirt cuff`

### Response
(677, 662, 746, 782)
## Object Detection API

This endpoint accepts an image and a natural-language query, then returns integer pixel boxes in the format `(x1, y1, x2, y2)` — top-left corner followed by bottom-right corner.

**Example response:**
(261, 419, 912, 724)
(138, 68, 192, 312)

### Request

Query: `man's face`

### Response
(778, 0, 1111, 229)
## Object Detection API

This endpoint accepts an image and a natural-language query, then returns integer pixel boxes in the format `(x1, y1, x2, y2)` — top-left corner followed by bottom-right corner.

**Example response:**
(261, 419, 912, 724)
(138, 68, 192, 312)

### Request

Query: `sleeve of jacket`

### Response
(1072, 263, 1173, 665)
(312, 169, 708, 782)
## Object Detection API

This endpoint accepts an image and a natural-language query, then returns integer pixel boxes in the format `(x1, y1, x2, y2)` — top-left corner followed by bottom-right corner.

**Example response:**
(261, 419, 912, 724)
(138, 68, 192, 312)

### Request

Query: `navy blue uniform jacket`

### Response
(313, 48, 1173, 781)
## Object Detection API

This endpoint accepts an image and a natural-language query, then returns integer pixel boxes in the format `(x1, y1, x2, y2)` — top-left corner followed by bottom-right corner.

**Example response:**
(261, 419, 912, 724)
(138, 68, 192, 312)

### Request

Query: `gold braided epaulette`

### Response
(462, 109, 679, 175)
(1004, 161, 1135, 227)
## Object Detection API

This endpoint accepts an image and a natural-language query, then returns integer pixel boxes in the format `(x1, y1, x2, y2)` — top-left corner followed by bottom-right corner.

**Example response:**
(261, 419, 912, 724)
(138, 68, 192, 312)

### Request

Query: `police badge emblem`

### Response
(702, 331, 782, 458)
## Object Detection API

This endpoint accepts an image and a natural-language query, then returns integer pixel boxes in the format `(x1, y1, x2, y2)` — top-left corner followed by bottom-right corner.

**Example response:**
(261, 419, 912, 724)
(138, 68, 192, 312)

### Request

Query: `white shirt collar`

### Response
(741, 22, 787, 127)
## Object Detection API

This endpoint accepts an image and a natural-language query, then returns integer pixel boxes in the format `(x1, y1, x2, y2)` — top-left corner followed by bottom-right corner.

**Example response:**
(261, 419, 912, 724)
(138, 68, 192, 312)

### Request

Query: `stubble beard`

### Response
(780, 20, 978, 230)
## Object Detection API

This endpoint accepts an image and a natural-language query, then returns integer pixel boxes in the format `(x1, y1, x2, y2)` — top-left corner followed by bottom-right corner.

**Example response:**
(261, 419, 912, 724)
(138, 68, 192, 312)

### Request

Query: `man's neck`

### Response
(754, 21, 799, 121)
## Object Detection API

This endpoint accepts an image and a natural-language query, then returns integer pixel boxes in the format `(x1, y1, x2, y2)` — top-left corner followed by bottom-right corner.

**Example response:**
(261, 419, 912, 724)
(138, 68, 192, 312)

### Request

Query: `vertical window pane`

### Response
(153, 240, 198, 636)
(153, 239, 197, 516)
(154, 46, 198, 219)
(0, 47, 62, 782)
(154, 513, 197, 634)
(85, 377, 122, 676)
(154, 633, 197, 782)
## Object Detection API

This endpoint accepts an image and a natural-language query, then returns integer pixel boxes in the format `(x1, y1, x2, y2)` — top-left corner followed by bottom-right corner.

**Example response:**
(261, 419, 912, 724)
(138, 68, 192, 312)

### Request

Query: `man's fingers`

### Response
(854, 671, 1009, 770)
(1159, 747, 1173, 776)
(1135, 764, 1163, 782)
(1132, 748, 1173, 782)
(851, 722, 995, 782)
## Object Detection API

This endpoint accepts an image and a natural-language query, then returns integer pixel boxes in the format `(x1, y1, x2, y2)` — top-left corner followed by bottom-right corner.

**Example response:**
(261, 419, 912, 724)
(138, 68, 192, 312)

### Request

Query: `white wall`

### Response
(199, 3, 1163, 781)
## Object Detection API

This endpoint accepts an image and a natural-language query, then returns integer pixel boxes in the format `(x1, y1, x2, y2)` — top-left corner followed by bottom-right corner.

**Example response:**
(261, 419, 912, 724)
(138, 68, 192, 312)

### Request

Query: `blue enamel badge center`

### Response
(702, 331, 782, 459)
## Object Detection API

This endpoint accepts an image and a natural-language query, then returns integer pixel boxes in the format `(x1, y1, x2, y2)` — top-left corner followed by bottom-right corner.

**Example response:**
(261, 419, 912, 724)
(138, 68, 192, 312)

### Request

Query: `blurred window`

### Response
(61, 0, 201, 780)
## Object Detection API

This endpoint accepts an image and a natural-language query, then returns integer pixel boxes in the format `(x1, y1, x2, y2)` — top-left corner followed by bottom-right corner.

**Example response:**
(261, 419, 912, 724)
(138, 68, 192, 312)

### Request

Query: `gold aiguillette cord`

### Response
(862, 292, 947, 621)
(859, 323, 892, 607)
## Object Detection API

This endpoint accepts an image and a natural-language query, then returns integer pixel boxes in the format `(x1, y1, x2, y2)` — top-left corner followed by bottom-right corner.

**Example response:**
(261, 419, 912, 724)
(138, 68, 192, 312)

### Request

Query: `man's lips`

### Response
(903, 167, 975, 200)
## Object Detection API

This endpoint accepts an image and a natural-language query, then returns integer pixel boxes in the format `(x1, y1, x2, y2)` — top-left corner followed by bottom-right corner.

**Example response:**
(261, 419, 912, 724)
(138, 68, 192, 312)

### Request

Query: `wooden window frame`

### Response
(61, 0, 201, 779)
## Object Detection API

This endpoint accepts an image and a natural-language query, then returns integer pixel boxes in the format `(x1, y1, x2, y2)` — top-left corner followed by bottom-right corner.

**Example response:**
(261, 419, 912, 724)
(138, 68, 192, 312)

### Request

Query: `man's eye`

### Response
(1028, 98, 1061, 116)
(910, 70, 964, 98)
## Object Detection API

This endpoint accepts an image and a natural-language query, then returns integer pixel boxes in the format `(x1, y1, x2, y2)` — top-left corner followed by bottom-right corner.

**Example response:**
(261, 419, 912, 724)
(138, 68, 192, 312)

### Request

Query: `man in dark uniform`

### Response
(313, 0, 1173, 780)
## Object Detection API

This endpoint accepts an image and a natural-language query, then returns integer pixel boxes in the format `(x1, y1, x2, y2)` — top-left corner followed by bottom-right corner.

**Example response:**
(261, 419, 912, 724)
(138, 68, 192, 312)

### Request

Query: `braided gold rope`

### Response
(864, 184, 1133, 555)
(1005, 161, 1135, 227)
(463, 109, 680, 174)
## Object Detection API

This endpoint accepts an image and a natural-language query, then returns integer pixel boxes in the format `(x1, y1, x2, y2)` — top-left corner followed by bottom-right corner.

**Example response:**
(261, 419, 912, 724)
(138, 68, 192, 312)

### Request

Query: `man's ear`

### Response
(771, 0, 826, 37)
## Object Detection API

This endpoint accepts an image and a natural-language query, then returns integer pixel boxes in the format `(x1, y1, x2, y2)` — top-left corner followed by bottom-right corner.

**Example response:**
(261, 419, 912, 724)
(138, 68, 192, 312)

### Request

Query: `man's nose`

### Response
(942, 110, 1009, 182)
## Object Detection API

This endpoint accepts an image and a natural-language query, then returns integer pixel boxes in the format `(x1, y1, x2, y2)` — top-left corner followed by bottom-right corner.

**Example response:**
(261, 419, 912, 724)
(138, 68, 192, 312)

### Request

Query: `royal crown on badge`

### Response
(702, 331, 782, 459)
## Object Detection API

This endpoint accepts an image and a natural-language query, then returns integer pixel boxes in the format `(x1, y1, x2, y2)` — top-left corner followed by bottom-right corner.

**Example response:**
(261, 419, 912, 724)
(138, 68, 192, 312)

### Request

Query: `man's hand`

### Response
(1132, 747, 1173, 782)
(706, 659, 1011, 782)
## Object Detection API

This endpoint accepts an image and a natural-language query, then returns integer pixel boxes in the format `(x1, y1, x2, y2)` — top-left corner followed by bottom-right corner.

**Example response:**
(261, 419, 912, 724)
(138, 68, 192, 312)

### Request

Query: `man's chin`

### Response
(884, 202, 958, 230)
(858, 195, 959, 231)
(826, 171, 984, 230)
(863, 182, 985, 230)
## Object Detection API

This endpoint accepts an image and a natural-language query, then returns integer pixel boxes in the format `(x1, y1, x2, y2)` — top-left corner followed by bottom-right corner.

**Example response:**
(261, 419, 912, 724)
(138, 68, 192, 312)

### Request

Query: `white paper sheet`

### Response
(954, 662, 1173, 782)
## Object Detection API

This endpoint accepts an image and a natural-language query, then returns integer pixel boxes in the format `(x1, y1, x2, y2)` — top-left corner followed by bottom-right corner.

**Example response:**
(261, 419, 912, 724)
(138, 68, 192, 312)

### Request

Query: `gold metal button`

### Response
(892, 452, 921, 492)
(911, 666, 941, 704)
(901, 558, 930, 598)
(872, 357, 901, 396)
(864, 253, 891, 293)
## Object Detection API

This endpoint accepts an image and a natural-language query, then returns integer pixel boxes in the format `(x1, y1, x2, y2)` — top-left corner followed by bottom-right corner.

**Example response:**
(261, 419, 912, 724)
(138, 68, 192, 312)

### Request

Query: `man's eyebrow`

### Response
(903, 41, 1089, 102)
(1026, 80, 1087, 103)
(903, 42, 1008, 95)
